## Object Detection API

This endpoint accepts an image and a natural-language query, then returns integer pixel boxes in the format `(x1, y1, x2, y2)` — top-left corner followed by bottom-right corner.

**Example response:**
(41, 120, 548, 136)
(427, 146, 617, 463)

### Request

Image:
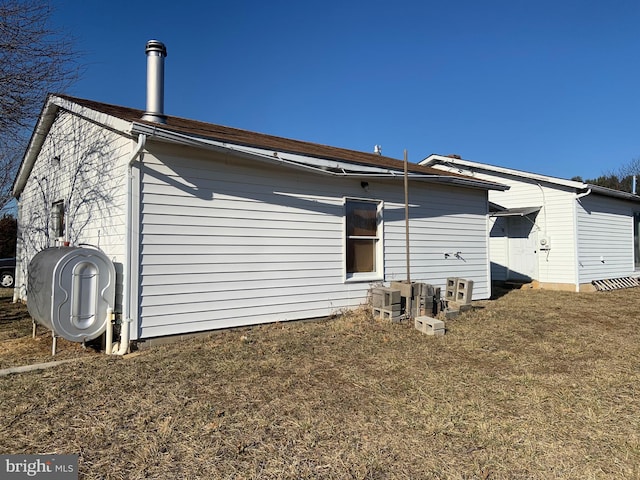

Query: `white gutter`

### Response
(129, 122, 507, 191)
(110, 134, 146, 355)
(575, 188, 592, 200)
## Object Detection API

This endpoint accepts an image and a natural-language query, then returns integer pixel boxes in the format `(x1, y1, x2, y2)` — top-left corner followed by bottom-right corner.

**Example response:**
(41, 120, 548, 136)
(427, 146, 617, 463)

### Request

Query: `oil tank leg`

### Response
(51, 332, 57, 356)
(32, 320, 37, 339)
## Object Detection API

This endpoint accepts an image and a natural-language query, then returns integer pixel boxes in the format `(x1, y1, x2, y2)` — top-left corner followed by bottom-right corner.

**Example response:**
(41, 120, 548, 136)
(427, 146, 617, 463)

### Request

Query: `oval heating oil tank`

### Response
(27, 246, 116, 342)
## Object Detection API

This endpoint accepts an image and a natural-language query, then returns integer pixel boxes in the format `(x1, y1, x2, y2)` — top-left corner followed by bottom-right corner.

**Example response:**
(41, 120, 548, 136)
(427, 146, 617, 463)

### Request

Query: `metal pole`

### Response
(404, 149, 410, 283)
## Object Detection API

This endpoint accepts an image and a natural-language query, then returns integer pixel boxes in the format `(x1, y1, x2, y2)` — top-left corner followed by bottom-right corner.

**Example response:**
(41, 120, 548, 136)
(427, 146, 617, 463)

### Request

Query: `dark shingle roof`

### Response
(57, 94, 455, 177)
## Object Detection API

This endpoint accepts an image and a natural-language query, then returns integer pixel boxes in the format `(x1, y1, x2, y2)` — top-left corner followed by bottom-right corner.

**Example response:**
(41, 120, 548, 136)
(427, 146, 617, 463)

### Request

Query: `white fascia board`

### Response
(12, 96, 134, 198)
(421, 154, 586, 190)
(12, 100, 59, 197)
(424, 154, 640, 202)
(50, 95, 132, 134)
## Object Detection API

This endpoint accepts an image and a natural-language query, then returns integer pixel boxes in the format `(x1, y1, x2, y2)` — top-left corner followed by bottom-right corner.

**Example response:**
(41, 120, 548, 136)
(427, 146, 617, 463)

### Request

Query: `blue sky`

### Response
(50, 0, 640, 180)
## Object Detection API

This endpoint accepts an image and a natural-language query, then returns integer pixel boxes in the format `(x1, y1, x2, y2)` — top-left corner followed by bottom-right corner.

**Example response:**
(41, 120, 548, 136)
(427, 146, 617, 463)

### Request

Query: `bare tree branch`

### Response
(0, 0, 80, 209)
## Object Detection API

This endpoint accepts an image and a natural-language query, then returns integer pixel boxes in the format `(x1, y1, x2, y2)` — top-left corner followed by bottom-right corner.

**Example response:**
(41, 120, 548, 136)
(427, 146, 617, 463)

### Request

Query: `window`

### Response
(345, 199, 382, 280)
(52, 200, 65, 239)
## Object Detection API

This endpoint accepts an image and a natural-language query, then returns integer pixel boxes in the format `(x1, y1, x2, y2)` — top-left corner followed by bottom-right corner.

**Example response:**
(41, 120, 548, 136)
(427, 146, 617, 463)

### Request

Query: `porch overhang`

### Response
(489, 206, 541, 217)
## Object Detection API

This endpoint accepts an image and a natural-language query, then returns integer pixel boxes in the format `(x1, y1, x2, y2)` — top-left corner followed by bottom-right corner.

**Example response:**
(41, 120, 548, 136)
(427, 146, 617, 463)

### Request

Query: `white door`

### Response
(507, 216, 538, 281)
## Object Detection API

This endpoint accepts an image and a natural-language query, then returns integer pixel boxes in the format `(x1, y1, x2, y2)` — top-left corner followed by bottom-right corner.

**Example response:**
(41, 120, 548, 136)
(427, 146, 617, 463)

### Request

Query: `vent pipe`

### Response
(141, 40, 167, 123)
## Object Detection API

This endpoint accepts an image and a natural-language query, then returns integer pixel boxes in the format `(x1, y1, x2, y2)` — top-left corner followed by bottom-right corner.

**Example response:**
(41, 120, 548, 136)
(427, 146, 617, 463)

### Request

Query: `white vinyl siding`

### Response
(432, 162, 640, 288)
(445, 169, 579, 285)
(15, 111, 130, 302)
(383, 185, 490, 297)
(489, 216, 509, 281)
(139, 144, 354, 338)
(576, 194, 635, 282)
(137, 143, 492, 339)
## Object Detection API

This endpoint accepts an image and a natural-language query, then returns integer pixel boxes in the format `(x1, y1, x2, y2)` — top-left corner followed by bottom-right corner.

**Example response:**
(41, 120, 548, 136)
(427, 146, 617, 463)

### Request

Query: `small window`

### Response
(345, 199, 382, 280)
(52, 200, 65, 239)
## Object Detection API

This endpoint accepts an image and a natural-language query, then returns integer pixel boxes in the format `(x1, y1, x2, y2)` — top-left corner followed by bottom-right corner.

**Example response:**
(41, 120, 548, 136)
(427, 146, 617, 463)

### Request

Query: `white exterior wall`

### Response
(15, 111, 131, 304)
(479, 173, 577, 285)
(431, 165, 579, 285)
(488, 216, 509, 281)
(383, 183, 490, 296)
(136, 143, 491, 339)
(576, 194, 636, 282)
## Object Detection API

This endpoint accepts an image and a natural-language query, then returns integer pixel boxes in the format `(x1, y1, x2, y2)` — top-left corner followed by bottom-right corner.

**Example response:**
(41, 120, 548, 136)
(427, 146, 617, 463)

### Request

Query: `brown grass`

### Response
(0, 286, 639, 479)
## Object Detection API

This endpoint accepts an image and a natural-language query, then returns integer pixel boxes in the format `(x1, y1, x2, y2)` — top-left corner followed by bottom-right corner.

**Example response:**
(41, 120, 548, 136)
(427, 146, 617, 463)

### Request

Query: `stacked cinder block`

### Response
(455, 278, 474, 305)
(445, 277, 459, 302)
(390, 281, 416, 320)
(370, 287, 402, 322)
(415, 283, 442, 317)
(444, 277, 474, 318)
(371, 281, 452, 322)
(414, 316, 445, 336)
(445, 277, 474, 305)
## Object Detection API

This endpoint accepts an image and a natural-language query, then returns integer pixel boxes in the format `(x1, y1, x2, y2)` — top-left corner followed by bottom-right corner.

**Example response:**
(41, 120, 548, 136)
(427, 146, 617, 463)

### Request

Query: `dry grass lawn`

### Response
(0, 286, 639, 479)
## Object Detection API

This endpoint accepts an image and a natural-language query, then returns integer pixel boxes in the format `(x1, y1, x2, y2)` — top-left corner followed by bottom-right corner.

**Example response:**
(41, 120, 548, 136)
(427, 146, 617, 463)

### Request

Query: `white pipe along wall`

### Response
(111, 133, 146, 355)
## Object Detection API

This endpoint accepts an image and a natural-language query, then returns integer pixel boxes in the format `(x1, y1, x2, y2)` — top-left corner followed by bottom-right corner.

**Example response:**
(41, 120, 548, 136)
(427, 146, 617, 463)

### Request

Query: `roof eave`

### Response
(12, 97, 60, 198)
(586, 184, 640, 202)
(12, 95, 135, 198)
(422, 154, 585, 189)
(131, 122, 507, 191)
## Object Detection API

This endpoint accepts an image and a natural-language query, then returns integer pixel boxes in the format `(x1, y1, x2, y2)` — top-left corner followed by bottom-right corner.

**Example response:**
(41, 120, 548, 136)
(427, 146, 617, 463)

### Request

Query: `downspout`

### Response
(110, 133, 146, 355)
(576, 188, 591, 200)
(573, 188, 591, 292)
(536, 183, 549, 233)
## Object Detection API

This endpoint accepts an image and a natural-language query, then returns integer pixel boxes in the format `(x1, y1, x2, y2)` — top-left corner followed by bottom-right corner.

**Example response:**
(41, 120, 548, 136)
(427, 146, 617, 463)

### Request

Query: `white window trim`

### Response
(343, 197, 384, 283)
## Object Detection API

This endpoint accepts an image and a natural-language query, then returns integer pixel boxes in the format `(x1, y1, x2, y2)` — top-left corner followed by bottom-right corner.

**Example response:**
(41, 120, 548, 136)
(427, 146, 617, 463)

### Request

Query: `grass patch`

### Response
(0, 287, 639, 478)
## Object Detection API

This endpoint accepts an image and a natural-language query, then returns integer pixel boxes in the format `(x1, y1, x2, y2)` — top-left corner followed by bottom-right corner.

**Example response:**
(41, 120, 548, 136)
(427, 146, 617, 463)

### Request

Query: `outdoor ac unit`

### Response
(539, 235, 551, 250)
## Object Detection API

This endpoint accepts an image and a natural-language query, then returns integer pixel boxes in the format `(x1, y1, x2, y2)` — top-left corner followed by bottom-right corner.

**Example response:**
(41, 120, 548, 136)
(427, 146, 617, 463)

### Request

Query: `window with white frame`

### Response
(345, 198, 382, 280)
(51, 200, 65, 239)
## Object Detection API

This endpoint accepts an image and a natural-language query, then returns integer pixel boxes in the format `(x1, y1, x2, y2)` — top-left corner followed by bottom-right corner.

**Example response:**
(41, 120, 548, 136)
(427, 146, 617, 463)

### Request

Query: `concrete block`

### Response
(444, 309, 460, 320)
(455, 279, 474, 305)
(371, 293, 384, 308)
(390, 281, 416, 298)
(414, 316, 445, 336)
(445, 277, 458, 301)
(458, 303, 473, 313)
(420, 283, 436, 297)
(370, 287, 401, 307)
(416, 295, 434, 316)
(383, 289, 401, 306)
(372, 307, 403, 322)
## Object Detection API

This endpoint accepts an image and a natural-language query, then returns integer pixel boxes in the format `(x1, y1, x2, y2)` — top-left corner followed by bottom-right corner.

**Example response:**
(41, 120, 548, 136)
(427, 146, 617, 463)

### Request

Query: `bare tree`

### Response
(583, 157, 640, 193)
(0, 0, 79, 210)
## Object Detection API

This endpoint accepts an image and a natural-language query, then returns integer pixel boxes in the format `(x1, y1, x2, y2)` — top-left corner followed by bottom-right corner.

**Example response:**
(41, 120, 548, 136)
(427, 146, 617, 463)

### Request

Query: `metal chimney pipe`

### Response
(141, 40, 167, 123)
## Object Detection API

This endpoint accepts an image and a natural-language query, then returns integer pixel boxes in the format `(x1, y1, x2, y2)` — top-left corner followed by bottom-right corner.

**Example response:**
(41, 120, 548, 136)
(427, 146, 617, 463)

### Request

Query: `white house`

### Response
(11, 41, 505, 347)
(421, 154, 640, 291)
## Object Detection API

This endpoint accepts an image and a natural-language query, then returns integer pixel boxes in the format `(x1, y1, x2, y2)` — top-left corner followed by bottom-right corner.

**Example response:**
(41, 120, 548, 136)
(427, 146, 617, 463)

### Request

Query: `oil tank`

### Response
(27, 246, 116, 343)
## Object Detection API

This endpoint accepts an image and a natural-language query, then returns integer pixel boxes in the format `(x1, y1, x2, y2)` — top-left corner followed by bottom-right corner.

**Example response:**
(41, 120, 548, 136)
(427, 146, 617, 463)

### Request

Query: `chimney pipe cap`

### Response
(145, 40, 167, 56)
